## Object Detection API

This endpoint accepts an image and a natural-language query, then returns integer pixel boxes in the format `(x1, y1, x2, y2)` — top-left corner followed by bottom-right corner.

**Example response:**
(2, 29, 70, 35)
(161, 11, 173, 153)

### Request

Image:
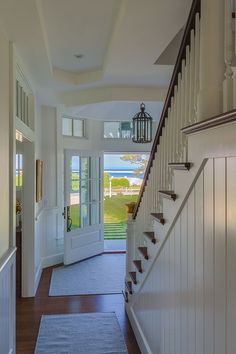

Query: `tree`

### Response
(120, 154, 149, 176)
(111, 177, 129, 188)
(103, 172, 110, 188)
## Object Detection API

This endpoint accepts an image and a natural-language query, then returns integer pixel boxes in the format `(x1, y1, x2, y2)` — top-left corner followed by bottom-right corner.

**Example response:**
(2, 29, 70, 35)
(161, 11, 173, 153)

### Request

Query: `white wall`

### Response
(0, 28, 10, 258)
(63, 119, 157, 153)
(34, 99, 44, 289)
(40, 106, 64, 268)
(37, 111, 155, 267)
(0, 28, 16, 354)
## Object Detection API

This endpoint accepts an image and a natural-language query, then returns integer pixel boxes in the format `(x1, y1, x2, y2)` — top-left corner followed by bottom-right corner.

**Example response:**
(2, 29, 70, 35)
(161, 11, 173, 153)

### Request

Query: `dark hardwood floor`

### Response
(16, 262, 141, 354)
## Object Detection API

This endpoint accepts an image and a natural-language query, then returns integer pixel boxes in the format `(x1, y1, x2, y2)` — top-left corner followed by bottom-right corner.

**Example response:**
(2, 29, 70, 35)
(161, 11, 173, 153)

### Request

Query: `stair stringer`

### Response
(126, 158, 208, 353)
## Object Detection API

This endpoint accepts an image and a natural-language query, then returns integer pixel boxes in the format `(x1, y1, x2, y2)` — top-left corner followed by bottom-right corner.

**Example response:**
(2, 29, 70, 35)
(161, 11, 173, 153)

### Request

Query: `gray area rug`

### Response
(49, 254, 125, 296)
(34, 312, 128, 354)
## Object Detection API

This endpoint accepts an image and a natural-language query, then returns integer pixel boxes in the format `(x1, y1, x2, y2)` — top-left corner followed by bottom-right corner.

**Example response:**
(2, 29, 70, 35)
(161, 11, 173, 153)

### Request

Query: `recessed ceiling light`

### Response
(74, 54, 83, 59)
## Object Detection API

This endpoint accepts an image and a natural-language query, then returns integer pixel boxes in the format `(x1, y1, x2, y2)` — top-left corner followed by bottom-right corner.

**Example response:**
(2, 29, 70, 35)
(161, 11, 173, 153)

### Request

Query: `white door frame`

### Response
(10, 44, 36, 297)
(21, 138, 35, 297)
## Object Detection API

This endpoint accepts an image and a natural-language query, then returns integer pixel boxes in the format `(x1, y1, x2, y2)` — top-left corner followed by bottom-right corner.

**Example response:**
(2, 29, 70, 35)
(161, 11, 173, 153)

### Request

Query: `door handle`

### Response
(67, 206, 72, 232)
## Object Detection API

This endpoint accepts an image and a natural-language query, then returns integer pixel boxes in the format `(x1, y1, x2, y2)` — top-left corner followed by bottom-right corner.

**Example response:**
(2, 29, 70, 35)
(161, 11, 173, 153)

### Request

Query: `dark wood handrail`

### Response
(133, 0, 201, 219)
(182, 109, 236, 134)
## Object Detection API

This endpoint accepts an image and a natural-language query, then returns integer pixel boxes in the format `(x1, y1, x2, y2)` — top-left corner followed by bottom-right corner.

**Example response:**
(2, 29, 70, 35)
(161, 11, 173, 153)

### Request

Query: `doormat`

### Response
(49, 254, 125, 296)
(34, 312, 128, 354)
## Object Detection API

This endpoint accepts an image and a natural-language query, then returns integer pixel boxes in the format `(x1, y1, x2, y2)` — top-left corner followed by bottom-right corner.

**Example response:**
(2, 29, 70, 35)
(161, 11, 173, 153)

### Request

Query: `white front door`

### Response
(64, 150, 104, 265)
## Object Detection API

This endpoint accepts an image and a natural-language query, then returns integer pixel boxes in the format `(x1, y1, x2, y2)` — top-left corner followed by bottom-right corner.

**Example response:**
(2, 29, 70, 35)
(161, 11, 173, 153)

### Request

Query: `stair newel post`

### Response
(169, 96, 175, 172)
(162, 121, 168, 190)
(183, 46, 190, 162)
(156, 148, 161, 212)
(150, 165, 155, 219)
(223, 0, 234, 111)
(194, 13, 200, 122)
(166, 108, 172, 190)
(165, 117, 170, 189)
(180, 59, 185, 161)
(189, 29, 195, 125)
(126, 209, 136, 280)
(198, 0, 225, 121)
(176, 73, 182, 161)
(152, 155, 158, 211)
(159, 135, 164, 211)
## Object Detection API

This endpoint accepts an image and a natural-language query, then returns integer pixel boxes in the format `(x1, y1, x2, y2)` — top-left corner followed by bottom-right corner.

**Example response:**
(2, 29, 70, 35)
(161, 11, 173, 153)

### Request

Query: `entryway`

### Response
(103, 153, 148, 252)
(15, 130, 35, 298)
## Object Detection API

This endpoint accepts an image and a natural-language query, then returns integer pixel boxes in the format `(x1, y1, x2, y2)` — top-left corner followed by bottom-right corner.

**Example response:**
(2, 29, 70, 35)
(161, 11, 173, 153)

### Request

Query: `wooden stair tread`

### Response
(133, 260, 142, 273)
(151, 213, 165, 225)
(159, 190, 177, 201)
(125, 280, 133, 294)
(122, 290, 128, 303)
(168, 162, 191, 170)
(138, 246, 149, 260)
(129, 271, 137, 285)
(144, 231, 156, 244)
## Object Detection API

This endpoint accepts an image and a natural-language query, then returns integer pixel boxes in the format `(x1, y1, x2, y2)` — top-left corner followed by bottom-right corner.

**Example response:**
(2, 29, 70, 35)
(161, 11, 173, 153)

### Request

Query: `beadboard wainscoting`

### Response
(0, 247, 16, 354)
(127, 156, 236, 354)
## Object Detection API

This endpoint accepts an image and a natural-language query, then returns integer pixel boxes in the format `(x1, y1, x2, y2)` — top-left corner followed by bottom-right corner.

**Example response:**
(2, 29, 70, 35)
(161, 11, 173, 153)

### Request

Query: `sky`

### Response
(71, 154, 149, 170)
(104, 154, 142, 170)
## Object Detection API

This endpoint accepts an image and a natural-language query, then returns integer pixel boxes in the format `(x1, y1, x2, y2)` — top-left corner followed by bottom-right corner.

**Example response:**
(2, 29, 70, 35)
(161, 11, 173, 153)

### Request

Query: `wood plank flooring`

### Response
(16, 263, 141, 354)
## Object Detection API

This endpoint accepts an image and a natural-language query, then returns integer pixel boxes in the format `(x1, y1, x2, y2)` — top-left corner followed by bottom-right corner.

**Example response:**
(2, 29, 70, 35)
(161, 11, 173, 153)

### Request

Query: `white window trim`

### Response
(62, 115, 86, 138)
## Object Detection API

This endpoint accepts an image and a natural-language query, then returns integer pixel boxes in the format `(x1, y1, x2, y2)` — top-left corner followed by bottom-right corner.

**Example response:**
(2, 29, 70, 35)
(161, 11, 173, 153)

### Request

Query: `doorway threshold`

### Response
(104, 239, 126, 253)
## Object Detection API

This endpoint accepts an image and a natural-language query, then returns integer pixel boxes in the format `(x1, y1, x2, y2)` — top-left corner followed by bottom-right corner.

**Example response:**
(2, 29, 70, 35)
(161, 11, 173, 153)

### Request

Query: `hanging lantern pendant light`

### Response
(132, 103, 152, 143)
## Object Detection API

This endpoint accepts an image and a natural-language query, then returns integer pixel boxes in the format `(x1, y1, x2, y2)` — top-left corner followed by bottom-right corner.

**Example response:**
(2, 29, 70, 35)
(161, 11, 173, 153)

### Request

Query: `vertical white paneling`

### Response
(165, 239, 170, 354)
(214, 158, 226, 354)
(175, 218, 181, 354)
(226, 157, 236, 354)
(129, 157, 236, 354)
(203, 159, 214, 354)
(0, 248, 16, 354)
(169, 228, 175, 354)
(180, 204, 188, 354)
(187, 189, 196, 354)
(195, 172, 204, 354)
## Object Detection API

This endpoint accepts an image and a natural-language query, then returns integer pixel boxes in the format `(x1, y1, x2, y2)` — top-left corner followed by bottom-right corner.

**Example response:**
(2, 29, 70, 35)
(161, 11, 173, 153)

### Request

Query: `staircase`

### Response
(125, 0, 201, 296)
(124, 0, 236, 353)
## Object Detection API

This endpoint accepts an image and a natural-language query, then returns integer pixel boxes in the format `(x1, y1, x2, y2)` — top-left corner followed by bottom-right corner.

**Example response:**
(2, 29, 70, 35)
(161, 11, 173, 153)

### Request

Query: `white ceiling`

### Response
(0, 0, 192, 120)
(40, 0, 120, 73)
(64, 101, 164, 121)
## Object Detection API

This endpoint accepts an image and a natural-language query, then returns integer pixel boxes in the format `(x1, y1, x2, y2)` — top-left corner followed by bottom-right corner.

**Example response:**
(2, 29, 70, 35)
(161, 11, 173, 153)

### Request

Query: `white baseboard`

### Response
(125, 304, 153, 354)
(41, 253, 63, 268)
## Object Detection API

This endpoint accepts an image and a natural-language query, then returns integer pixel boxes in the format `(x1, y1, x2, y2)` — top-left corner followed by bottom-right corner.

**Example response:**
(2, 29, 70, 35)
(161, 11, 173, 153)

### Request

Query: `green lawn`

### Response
(104, 195, 137, 223)
(67, 194, 138, 240)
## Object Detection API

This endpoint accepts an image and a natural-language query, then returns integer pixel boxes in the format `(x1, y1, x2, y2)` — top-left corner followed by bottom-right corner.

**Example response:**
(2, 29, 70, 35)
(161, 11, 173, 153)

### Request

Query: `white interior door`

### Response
(64, 150, 104, 265)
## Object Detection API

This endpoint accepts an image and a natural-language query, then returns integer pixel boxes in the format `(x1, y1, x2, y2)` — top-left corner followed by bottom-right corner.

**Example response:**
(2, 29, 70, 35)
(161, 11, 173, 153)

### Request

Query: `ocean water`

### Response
(104, 169, 144, 179)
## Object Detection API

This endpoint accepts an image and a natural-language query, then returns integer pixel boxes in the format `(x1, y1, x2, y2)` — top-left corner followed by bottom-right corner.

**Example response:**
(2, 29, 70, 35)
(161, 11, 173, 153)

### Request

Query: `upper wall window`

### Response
(104, 121, 132, 139)
(16, 64, 34, 130)
(62, 117, 85, 138)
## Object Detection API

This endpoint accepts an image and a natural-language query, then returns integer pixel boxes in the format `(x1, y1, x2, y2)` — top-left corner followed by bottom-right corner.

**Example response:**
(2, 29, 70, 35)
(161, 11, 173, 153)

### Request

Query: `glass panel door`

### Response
(64, 150, 104, 265)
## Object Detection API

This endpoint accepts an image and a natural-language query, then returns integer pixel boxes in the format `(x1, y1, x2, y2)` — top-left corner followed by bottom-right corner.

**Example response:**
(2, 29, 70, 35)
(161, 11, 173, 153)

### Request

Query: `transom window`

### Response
(103, 121, 132, 139)
(62, 116, 85, 138)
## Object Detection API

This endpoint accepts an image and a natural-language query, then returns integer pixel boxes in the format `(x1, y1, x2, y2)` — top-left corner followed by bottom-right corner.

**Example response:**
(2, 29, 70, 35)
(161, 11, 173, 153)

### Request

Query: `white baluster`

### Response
(194, 13, 200, 122)
(223, 0, 234, 111)
(189, 30, 195, 125)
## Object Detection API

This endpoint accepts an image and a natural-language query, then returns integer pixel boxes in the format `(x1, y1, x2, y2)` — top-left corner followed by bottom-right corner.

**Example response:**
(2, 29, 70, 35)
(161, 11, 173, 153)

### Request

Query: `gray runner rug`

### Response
(34, 312, 128, 354)
(49, 254, 125, 296)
